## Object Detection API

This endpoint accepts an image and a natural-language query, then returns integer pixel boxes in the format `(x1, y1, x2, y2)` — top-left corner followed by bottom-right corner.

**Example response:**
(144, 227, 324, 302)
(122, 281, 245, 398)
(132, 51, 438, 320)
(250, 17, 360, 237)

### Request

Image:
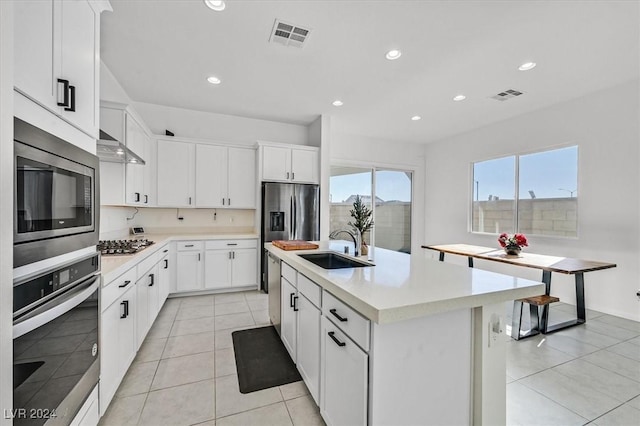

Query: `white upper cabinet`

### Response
(100, 104, 154, 206)
(158, 138, 256, 209)
(14, 0, 106, 137)
(196, 145, 256, 208)
(260, 143, 319, 184)
(157, 139, 195, 208)
(227, 148, 256, 208)
(195, 145, 227, 208)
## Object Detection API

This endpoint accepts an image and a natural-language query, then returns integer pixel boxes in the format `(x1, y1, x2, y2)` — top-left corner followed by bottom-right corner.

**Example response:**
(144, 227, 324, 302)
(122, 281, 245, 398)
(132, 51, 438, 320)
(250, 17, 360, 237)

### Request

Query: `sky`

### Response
(473, 146, 578, 200)
(329, 146, 576, 204)
(330, 170, 412, 203)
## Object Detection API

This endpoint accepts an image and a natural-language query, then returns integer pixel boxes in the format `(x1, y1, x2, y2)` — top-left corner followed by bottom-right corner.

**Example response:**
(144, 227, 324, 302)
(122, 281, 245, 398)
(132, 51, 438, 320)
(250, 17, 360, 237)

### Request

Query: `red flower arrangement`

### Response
(498, 233, 528, 249)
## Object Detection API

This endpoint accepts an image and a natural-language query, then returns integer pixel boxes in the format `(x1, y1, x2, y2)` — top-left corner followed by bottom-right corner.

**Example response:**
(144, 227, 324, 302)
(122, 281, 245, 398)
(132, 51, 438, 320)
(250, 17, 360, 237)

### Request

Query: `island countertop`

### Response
(265, 241, 545, 324)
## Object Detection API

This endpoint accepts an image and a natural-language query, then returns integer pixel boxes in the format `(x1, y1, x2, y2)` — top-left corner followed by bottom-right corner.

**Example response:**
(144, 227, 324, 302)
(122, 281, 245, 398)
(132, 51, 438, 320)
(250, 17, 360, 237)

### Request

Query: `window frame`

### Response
(469, 144, 579, 239)
(329, 161, 415, 252)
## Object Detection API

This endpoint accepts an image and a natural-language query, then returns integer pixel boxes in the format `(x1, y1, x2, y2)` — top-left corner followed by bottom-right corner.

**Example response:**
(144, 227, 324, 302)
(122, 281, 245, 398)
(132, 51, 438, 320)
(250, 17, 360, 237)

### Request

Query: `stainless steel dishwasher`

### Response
(267, 251, 282, 335)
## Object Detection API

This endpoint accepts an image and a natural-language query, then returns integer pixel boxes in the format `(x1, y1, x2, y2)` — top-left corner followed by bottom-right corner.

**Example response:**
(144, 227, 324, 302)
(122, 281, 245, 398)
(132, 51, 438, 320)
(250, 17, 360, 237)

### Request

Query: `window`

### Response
(330, 166, 413, 253)
(472, 146, 578, 237)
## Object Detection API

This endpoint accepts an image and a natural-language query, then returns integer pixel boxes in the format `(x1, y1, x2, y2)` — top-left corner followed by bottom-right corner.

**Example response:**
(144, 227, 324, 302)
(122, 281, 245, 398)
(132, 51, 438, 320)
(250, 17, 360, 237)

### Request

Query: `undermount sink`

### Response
(298, 252, 373, 269)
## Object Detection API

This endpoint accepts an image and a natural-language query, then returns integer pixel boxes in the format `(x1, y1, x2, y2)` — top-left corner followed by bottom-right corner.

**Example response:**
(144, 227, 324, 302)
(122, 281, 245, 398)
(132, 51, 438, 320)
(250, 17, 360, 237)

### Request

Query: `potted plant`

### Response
(498, 233, 528, 256)
(348, 195, 374, 255)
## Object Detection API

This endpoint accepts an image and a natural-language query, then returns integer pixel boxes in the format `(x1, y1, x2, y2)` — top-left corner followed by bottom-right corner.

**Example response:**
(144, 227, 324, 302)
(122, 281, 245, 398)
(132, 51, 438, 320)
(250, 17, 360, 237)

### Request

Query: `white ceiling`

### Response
(101, 0, 639, 144)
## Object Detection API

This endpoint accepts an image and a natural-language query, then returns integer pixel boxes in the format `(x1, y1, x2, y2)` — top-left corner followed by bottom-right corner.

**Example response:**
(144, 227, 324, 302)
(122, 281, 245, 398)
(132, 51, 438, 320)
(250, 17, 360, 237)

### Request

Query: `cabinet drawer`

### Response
(205, 239, 257, 250)
(298, 274, 321, 308)
(281, 262, 297, 286)
(102, 267, 137, 311)
(323, 291, 370, 352)
(137, 251, 161, 279)
(176, 241, 204, 251)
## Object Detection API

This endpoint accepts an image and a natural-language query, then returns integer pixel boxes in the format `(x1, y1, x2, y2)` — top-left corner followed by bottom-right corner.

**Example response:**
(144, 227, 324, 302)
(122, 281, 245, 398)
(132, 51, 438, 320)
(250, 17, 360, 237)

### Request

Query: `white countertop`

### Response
(101, 232, 258, 282)
(265, 241, 545, 324)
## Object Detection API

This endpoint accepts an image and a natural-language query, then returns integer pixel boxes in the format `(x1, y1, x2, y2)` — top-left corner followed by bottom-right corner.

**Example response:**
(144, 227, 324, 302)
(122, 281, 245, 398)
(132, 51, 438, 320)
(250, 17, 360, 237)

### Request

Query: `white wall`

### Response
(100, 206, 255, 240)
(101, 61, 132, 105)
(329, 130, 426, 255)
(0, 2, 12, 423)
(424, 80, 640, 321)
(132, 101, 309, 145)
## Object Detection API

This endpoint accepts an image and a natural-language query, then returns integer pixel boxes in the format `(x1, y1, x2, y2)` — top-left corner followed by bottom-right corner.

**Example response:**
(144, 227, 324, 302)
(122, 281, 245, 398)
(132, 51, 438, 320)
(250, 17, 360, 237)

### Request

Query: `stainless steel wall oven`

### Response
(12, 253, 100, 426)
(14, 118, 100, 267)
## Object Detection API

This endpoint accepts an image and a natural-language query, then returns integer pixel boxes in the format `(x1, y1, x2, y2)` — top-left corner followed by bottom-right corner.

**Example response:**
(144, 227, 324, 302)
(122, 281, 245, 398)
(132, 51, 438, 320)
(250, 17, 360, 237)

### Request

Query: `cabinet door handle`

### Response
(188, 197, 192, 205)
(119, 280, 131, 288)
(144, 195, 148, 204)
(222, 198, 225, 205)
(65, 85, 76, 112)
(228, 198, 231, 205)
(293, 295, 298, 311)
(163, 249, 169, 253)
(198, 253, 201, 261)
(329, 308, 348, 322)
(328, 331, 346, 347)
(164, 259, 169, 269)
(227, 243, 238, 246)
(120, 300, 129, 319)
(292, 172, 295, 180)
(57, 79, 70, 107)
(228, 252, 232, 260)
(232, 251, 235, 259)
(148, 273, 155, 287)
(134, 192, 140, 202)
(286, 172, 290, 180)
(185, 244, 194, 247)
(290, 292, 295, 308)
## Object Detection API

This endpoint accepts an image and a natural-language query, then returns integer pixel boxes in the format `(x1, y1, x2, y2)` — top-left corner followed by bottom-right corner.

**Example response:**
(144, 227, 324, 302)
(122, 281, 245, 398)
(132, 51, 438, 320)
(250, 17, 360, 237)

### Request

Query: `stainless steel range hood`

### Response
(96, 130, 145, 165)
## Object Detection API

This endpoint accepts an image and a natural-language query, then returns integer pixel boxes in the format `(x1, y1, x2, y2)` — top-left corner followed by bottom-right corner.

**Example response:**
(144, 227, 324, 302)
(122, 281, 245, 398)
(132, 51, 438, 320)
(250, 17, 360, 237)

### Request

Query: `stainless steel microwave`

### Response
(14, 118, 100, 267)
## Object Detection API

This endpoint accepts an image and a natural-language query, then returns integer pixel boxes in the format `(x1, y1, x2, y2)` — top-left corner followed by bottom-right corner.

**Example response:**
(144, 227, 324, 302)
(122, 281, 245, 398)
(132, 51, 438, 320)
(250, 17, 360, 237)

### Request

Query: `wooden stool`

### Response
(511, 295, 560, 340)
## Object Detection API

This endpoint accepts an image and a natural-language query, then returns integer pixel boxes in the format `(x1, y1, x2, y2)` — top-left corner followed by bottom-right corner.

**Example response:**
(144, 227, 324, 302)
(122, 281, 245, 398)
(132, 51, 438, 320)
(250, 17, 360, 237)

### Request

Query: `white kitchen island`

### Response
(265, 241, 545, 426)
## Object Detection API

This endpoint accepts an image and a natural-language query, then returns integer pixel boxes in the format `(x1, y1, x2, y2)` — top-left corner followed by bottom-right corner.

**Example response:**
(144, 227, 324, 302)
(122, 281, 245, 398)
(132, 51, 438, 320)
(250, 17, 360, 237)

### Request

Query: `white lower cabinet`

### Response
(136, 264, 159, 348)
(175, 239, 257, 292)
(296, 292, 321, 404)
(279, 264, 322, 404)
(320, 316, 368, 426)
(280, 276, 297, 361)
(176, 242, 204, 292)
(159, 251, 171, 303)
(100, 278, 137, 415)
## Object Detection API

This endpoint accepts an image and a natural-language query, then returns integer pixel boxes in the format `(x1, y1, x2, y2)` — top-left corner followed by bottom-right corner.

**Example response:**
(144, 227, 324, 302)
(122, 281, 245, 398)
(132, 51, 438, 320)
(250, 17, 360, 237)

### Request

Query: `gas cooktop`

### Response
(98, 239, 154, 256)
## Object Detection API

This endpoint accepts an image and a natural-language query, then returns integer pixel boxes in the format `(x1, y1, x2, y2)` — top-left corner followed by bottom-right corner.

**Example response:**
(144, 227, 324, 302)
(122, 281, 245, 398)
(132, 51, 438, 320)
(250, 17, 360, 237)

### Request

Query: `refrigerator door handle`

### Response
(293, 195, 297, 240)
(290, 195, 294, 240)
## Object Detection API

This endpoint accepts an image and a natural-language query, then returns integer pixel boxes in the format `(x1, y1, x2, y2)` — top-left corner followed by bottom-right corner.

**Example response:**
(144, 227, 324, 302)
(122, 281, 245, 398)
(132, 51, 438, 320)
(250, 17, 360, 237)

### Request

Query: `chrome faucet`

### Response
(329, 226, 362, 257)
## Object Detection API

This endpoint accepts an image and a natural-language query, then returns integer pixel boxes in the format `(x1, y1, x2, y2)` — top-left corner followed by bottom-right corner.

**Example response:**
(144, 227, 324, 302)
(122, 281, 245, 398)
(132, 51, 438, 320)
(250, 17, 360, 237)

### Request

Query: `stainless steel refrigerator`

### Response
(261, 182, 320, 292)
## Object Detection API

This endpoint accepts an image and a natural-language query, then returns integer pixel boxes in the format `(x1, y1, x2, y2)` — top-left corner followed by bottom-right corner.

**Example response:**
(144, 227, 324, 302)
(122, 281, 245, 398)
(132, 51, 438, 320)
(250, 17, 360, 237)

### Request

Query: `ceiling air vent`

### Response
(490, 89, 524, 101)
(269, 19, 311, 48)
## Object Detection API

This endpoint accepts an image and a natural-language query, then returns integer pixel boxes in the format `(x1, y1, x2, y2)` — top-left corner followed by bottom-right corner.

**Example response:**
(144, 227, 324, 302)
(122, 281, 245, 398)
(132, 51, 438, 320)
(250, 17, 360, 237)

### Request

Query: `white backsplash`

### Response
(99, 206, 256, 239)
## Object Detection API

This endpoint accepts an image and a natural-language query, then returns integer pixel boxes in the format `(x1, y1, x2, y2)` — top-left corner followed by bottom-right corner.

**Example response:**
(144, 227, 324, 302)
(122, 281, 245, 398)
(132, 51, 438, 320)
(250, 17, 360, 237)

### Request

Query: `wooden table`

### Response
(422, 244, 617, 338)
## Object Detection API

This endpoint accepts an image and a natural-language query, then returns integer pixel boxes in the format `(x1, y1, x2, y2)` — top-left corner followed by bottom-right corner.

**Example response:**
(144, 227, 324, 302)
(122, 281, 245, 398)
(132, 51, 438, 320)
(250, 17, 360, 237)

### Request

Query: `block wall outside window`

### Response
(472, 146, 578, 237)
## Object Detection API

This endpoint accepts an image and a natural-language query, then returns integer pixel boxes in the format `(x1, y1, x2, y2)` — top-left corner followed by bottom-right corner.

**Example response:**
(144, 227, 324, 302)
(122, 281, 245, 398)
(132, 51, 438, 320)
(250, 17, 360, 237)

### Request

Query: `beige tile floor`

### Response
(100, 292, 640, 426)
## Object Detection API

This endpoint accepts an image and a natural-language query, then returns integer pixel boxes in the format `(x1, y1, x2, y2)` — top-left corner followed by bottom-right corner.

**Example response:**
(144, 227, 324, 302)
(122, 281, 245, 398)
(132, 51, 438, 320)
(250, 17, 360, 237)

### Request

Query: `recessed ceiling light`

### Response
(207, 76, 221, 85)
(518, 62, 537, 71)
(385, 49, 402, 60)
(204, 0, 226, 11)
(332, 100, 344, 107)
(116, 149, 124, 155)
(411, 116, 421, 121)
(129, 159, 137, 164)
(453, 95, 466, 102)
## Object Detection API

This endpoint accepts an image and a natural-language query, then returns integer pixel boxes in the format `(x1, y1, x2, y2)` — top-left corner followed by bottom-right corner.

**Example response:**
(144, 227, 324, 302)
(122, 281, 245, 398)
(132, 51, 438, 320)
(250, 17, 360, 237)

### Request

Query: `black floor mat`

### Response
(232, 326, 301, 394)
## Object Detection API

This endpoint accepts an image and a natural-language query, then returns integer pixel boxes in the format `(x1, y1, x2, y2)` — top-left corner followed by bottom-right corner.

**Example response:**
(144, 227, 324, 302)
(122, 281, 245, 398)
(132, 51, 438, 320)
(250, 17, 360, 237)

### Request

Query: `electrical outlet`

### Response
(488, 313, 503, 348)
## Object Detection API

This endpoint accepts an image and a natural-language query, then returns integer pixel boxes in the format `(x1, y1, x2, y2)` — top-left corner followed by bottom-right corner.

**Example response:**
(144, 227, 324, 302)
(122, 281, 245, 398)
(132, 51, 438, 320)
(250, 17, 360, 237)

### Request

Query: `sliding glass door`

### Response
(329, 166, 412, 253)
